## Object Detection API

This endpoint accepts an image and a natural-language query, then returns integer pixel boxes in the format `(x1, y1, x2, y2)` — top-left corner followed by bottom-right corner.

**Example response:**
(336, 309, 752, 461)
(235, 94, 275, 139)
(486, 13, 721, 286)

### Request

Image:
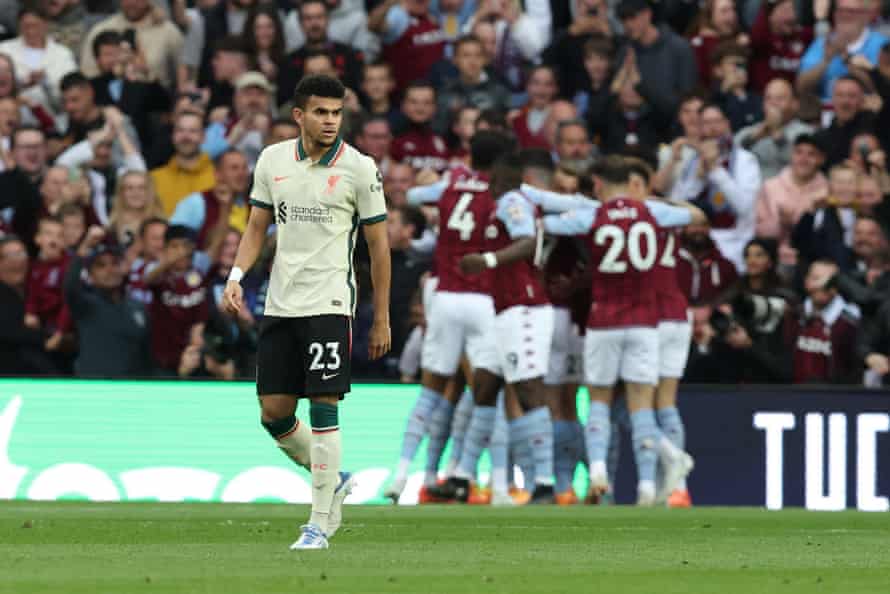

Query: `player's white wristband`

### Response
(483, 252, 498, 269)
(228, 266, 244, 283)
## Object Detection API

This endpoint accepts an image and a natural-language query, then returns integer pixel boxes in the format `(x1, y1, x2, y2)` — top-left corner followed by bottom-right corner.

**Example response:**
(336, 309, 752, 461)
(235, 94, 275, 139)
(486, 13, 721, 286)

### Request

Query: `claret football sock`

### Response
(630, 409, 659, 485)
(455, 405, 496, 481)
(309, 402, 341, 534)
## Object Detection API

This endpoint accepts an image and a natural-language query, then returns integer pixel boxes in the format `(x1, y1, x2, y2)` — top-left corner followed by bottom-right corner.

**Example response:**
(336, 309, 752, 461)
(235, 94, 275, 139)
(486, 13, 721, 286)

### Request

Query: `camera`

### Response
(734, 293, 787, 333)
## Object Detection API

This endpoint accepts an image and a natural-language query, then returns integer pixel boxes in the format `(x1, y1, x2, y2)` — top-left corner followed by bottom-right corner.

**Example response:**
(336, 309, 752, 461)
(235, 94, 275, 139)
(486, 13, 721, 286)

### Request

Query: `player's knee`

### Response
(261, 414, 297, 439)
(259, 396, 296, 424)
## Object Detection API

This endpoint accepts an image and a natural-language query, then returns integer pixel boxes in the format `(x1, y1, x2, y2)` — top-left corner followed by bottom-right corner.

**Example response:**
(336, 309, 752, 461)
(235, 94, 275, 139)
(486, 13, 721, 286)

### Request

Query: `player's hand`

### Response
(222, 280, 243, 316)
(368, 320, 391, 360)
(24, 313, 40, 329)
(725, 324, 752, 350)
(459, 253, 487, 275)
(866, 353, 890, 376)
(44, 331, 63, 352)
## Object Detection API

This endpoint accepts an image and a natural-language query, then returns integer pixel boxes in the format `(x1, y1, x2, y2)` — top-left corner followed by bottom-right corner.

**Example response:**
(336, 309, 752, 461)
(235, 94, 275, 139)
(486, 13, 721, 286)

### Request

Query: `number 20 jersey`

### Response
(434, 167, 494, 295)
(587, 198, 661, 329)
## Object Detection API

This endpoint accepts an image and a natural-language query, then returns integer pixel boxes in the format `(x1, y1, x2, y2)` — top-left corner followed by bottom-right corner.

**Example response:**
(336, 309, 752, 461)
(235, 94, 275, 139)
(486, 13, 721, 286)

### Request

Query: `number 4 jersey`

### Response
(542, 197, 693, 330)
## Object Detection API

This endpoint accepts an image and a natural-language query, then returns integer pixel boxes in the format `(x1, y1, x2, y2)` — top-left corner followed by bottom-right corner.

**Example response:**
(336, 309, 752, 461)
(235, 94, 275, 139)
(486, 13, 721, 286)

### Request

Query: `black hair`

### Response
(214, 148, 246, 168)
(92, 30, 123, 59)
(293, 74, 346, 109)
(164, 224, 197, 244)
(139, 216, 168, 237)
(394, 204, 426, 239)
(616, 0, 651, 20)
(793, 133, 825, 154)
(213, 36, 249, 56)
(454, 34, 483, 53)
(470, 130, 514, 171)
(60, 71, 91, 93)
(518, 148, 555, 173)
(589, 155, 633, 185)
(583, 34, 614, 59)
(490, 152, 523, 199)
(476, 108, 508, 132)
(402, 80, 436, 98)
(835, 74, 866, 94)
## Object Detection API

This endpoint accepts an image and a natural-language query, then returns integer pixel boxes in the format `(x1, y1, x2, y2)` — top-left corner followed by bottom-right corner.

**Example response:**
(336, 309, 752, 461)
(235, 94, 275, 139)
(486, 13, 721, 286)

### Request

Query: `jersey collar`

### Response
(295, 136, 344, 167)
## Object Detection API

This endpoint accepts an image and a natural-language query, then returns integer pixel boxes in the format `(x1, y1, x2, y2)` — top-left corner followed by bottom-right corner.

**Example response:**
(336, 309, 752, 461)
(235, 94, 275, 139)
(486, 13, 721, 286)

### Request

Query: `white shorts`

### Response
(422, 276, 438, 320)
(544, 307, 584, 385)
(658, 320, 692, 379)
(495, 304, 553, 384)
(584, 327, 659, 387)
(421, 291, 501, 376)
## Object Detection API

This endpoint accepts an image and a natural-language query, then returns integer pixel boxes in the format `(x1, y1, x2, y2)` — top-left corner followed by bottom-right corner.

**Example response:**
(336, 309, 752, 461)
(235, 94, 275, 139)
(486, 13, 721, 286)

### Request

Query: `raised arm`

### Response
(407, 179, 449, 205)
(518, 183, 594, 212)
(542, 207, 597, 236)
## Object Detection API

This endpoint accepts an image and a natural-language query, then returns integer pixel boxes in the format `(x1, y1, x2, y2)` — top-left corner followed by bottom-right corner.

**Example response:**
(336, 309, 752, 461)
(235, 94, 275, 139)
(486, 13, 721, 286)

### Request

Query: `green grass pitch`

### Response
(1, 502, 889, 594)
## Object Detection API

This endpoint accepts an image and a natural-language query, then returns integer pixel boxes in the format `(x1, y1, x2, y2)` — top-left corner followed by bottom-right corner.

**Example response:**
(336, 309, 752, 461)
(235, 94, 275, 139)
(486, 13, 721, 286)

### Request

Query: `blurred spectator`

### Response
(284, 0, 378, 59)
(203, 71, 271, 168)
(59, 73, 141, 157)
(242, 5, 288, 94)
(150, 110, 215, 216)
(58, 202, 85, 251)
(0, 126, 48, 246)
(831, 215, 890, 317)
(359, 62, 401, 132)
(787, 259, 860, 384)
(42, 0, 90, 57)
(384, 162, 414, 208)
(370, 0, 446, 94)
(447, 104, 478, 166)
(748, 0, 813, 93)
(712, 238, 795, 382)
(0, 5, 77, 116)
(736, 78, 812, 179)
(512, 64, 559, 149)
(126, 216, 167, 305)
(865, 43, 890, 150)
(0, 235, 58, 375)
(24, 216, 70, 348)
(0, 53, 57, 133)
(0, 96, 18, 165)
(107, 170, 164, 252)
(798, 0, 887, 102)
(860, 298, 890, 386)
(755, 134, 828, 253)
(88, 30, 172, 151)
(391, 81, 449, 172)
(387, 203, 428, 357)
(266, 118, 299, 145)
(194, 0, 255, 89)
(845, 131, 890, 195)
(144, 224, 209, 375)
(710, 42, 763, 131)
(80, 0, 185, 91)
(544, 0, 615, 99)
(434, 35, 510, 134)
(171, 149, 250, 250)
(688, 0, 749, 88)
(684, 303, 736, 382)
(814, 75, 875, 168)
(575, 35, 613, 123)
(279, 0, 364, 107)
(206, 36, 250, 112)
(64, 226, 152, 377)
(552, 118, 592, 166)
(654, 93, 703, 196)
(676, 221, 739, 304)
(670, 103, 761, 271)
(355, 115, 394, 174)
(614, 0, 697, 124)
(792, 163, 859, 271)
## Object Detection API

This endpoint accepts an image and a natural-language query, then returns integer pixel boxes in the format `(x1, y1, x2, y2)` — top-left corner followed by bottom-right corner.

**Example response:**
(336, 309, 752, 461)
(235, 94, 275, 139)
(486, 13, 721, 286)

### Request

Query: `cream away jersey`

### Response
(249, 137, 387, 317)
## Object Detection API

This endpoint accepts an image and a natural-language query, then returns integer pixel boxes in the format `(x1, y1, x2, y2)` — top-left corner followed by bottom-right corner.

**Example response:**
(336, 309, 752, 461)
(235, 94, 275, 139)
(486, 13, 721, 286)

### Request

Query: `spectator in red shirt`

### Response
(676, 221, 739, 304)
(748, 0, 813, 93)
(688, 0, 749, 88)
(370, 0, 446, 94)
(144, 224, 209, 375)
(787, 259, 860, 384)
(25, 216, 71, 343)
(391, 81, 450, 172)
(512, 64, 560, 150)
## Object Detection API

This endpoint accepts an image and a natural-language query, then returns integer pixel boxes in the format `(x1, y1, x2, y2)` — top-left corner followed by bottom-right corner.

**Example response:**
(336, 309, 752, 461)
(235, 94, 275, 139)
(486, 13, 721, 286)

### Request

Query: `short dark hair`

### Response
(293, 74, 346, 109)
(470, 130, 514, 171)
(164, 224, 197, 244)
(271, 117, 299, 129)
(710, 41, 750, 66)
(454, 34, 482, 54)
(37, 215, 63, 231)
(60, 71, 91, 93)
(616, 0, 651, 20)
(10, 124, 45, 148)
(835, 74, 866, 93)
(358, 114, 391, 135)
(793, 133, 825, 154)
(213, 36, 248, 56)
(624, 155, 653, 184)
(57, 202, 85, 220)
(394, 204, 426, 239)
(518, 148, 555, 173)
(490, 152, 523, 199)
(139, 216, 168, 237)
(476, 108, 508, 132)
(589, 155, 632, 185)
(92, 30, 122, 59)
(583, 34, 613, 60)
(17, 4, 44, 21)
(555, 119, 588, 144)
(403, 80, 436, 99)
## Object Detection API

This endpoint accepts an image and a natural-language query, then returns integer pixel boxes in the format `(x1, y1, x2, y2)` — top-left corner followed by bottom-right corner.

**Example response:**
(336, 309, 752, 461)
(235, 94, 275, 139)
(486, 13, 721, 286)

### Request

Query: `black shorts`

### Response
(256, 315, 352, 397)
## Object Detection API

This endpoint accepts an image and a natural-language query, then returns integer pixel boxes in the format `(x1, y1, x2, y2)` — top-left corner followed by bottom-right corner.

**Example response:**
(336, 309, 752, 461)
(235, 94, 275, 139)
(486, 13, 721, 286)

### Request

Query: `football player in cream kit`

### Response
(223, 75, 391, 550)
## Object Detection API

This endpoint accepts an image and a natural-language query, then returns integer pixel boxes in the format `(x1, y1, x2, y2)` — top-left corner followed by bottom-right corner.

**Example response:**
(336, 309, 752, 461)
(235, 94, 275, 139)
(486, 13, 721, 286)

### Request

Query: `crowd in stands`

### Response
(1, 0, 890, 386)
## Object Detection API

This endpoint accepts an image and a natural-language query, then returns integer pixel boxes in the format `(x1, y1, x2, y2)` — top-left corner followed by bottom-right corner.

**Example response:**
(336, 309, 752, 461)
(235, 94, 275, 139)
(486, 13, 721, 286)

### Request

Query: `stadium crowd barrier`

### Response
(0, 380, 887, 510)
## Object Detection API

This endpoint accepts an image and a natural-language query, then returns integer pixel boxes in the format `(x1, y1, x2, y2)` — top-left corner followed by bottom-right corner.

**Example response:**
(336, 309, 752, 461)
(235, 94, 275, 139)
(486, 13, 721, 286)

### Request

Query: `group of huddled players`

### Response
(384, 131, 706, 507)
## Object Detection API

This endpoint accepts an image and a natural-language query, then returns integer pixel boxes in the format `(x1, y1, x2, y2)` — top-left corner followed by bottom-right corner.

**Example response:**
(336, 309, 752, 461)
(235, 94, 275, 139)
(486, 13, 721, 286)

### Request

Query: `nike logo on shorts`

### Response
(322, 372, 339, 380)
